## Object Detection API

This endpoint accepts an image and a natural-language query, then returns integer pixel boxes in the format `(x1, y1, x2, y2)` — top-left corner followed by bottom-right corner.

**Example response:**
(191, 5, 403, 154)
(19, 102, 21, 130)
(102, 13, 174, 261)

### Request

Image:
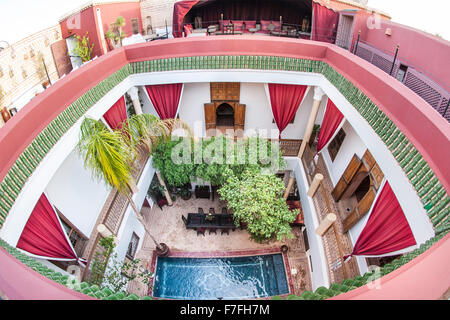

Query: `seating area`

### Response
(182, 206, 240, 236)
(184, 19, 310, 39)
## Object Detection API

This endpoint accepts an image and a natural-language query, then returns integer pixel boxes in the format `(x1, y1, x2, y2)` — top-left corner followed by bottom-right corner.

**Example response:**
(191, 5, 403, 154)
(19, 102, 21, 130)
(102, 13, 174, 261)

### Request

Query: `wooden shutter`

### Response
(234, 103, 246, 131)
(331, 154, 362, 202)
(343, 187, 376, 232)
(204, 103, 216, 130)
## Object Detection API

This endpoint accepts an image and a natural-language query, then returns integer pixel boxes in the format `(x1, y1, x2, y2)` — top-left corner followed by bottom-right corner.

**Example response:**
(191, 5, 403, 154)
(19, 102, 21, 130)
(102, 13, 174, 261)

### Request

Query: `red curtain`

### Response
(317, 98, 344, 152)
(312, 1, 339, 43)
(173, 0, 199, 37)
(268, 84, 308, 138)
(17, 194, 85, 265)
(344, 182, 417, 260)
(103, 96, 127, 130)
(145, 83, 183, 119)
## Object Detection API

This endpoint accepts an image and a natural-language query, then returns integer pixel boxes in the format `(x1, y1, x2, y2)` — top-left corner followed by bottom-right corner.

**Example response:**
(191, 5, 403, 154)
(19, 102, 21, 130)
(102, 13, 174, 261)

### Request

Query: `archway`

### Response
(216, 102, 234, 127)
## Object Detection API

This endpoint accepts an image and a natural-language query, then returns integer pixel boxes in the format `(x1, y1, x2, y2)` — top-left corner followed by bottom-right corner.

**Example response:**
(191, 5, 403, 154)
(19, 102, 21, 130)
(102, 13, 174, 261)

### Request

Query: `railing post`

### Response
(390, 44, 399, 76)
(443, 99, 450, 118)
(353, 30, 361, 54)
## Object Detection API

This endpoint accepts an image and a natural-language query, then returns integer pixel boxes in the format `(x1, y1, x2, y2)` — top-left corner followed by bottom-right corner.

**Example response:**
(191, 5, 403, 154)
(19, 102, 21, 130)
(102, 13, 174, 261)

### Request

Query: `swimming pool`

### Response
(153, 253, 289, 299)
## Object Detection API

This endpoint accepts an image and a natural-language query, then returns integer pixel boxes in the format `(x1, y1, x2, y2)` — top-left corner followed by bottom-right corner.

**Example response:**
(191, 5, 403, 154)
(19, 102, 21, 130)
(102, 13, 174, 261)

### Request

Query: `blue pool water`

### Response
(153, 254, 289, 299)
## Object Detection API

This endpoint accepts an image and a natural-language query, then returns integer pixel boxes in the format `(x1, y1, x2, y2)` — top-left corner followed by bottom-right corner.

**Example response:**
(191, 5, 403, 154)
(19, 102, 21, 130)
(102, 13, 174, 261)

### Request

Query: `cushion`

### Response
(244, 20, 256, 29)
(183, 24, 193, 35)
(271, 21, 281, 32)
(260, 20, 272, 31)
(231, 20, 244, 31)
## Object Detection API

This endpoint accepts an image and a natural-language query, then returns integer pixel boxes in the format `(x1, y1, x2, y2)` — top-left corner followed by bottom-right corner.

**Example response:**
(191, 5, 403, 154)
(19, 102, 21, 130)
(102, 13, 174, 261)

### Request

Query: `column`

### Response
(127, 86, 143, 116)
(307, 173, 324, 197)
(156, 171, 173, 206)
(283, 176, 295, 199)
(315, 213, 337, 236)
(298, 86, 325, 158)
(96, 224, 118, 244)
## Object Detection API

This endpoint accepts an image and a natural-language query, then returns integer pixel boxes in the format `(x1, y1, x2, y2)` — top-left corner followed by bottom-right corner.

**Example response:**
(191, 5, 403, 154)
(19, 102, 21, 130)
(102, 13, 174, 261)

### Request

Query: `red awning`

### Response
(317, 98, 344, 152)
(344, 182, 417, 260)
(16, 193, 86, 265)
(103, 96, 127, 130)
(173, 0, 200, 37)
(145, 83, 183, 119)
(312, 0, 339, 43)
(268, 83, 308, 138)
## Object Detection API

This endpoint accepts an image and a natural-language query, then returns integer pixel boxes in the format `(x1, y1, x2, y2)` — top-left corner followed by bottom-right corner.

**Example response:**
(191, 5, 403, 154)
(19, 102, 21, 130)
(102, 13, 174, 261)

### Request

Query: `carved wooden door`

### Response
(331, 154, 362, 202)
(233, 103, 246, 131)
(204, 103, 216, 130)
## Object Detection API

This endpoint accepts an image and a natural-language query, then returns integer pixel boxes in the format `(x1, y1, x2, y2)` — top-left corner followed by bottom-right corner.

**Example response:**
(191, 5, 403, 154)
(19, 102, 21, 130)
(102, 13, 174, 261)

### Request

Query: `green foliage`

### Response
(72, 32, 94, 63)
(151, 138, 196, 187)
(153, 135, 285, 188)
(218, 168, 298, 242)
(105, 16, 127, 48)
(90, 236, 153, 294)
(90, 236, 115, 286)
(78, 118, 134, 194)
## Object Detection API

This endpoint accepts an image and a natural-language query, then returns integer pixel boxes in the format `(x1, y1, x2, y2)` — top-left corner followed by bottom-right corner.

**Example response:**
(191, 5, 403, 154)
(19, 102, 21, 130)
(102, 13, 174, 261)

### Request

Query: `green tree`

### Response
(72, 32, 94, 63)
(77, 117, 162, 250)
(151, 138, 196, 187)
(218, 169, 298, 242)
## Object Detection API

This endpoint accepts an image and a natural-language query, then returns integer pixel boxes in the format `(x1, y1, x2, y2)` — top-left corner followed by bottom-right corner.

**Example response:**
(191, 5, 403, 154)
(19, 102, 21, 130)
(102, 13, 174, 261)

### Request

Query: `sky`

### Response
(0, 0, 449, 44)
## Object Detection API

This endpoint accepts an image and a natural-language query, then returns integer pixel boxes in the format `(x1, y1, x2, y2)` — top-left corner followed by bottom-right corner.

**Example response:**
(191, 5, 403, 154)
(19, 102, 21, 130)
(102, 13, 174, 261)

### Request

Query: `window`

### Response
(55, 208, 87, 256)
(396, 64, 408, 83)
(131, 18, 140, 35)
(50, 207, 88, 271)
(327, 128, 346, 161)
(126, 232, 140, 259)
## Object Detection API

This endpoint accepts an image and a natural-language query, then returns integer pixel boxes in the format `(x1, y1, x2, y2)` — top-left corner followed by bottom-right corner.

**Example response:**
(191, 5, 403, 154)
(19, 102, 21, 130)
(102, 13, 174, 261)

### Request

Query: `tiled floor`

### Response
(128, 196, 312, 297)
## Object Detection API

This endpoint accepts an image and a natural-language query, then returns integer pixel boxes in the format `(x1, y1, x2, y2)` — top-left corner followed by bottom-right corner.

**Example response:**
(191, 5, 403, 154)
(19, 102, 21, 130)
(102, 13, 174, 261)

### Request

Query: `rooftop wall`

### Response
(357, 19, 450, 90)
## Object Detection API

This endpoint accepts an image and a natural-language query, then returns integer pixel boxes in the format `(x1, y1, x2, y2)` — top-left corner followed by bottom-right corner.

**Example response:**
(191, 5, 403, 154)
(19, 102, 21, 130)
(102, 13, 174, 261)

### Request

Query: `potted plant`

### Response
(179, 186, 192, 200)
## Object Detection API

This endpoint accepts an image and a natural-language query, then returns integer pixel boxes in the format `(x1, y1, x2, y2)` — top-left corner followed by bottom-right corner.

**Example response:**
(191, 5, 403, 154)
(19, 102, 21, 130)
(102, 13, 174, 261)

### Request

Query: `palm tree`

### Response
(77, 117, 164, 252)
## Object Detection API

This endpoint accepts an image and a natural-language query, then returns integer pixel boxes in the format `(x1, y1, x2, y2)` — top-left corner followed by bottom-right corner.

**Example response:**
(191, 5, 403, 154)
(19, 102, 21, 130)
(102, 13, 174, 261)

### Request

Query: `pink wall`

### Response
(357, 20, 450, 89)
(95, 2, 143, 51)
(59, 2, 142, 56)
(330, 233, 450, 300)
(0, 247, 95, 300)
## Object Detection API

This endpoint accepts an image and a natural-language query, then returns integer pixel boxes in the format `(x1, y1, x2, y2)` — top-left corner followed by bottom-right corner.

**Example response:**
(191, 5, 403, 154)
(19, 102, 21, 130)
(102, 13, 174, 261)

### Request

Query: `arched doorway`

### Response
(216, 103, 234, 127)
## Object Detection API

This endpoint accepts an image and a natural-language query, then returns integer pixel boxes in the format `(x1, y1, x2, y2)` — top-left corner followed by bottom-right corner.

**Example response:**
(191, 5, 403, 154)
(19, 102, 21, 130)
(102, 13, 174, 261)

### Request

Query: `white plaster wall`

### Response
(45, 149, 111, 237)
(321, 120, 368, 186)
(285, 157, 330, 290)
(177, 82, 210, 136)
(139, 85, 159, 116)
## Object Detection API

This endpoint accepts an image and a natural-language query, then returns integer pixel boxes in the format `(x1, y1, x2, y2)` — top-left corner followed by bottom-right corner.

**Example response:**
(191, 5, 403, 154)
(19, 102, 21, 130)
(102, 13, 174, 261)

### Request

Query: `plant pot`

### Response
(156, 243, 170, 257)
(181, 191, 192, 200)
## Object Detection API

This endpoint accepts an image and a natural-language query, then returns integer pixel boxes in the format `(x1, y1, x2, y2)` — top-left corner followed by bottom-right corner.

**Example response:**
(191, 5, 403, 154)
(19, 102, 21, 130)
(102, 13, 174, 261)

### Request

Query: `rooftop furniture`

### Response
(197, 228, 206, 236)
(198, 207, 204, 214)
(195, 185, 210, 199)
(209, 207, 215, 214)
